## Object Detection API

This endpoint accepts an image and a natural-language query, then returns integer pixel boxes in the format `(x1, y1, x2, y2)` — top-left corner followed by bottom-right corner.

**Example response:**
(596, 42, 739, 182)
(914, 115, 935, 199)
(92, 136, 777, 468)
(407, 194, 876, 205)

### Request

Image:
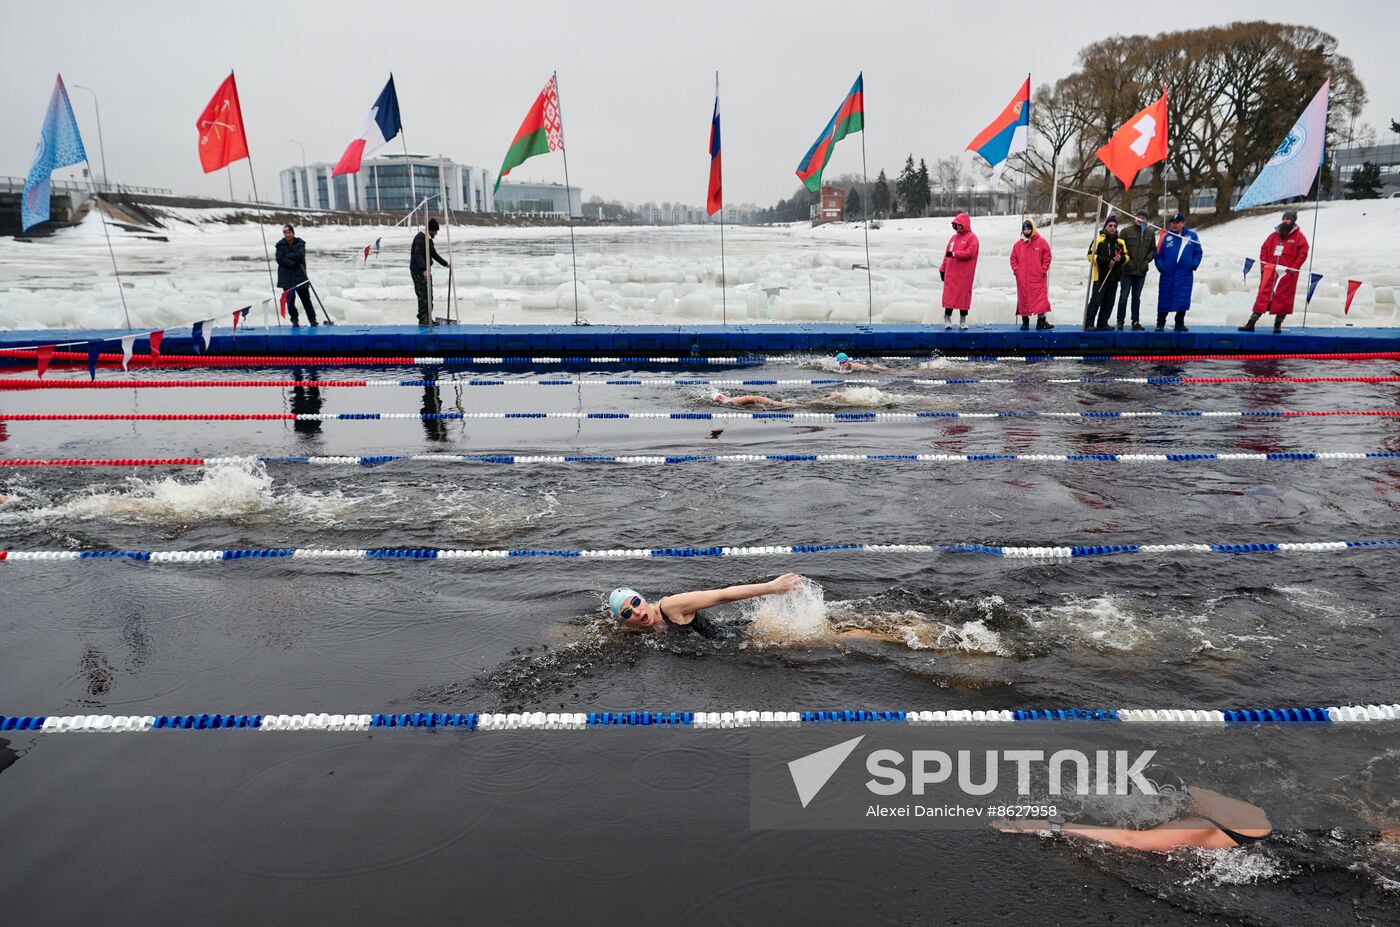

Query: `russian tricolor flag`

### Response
(332, 75, 403, 177)
(967, 76, 1030, 183)
(707, 89, 722, 216)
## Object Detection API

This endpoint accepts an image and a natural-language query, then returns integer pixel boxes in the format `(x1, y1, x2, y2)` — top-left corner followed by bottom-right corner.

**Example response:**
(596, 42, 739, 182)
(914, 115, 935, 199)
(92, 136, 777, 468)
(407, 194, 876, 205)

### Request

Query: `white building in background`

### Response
(279, 154, 494, 214)
(493, 181, 582, 218)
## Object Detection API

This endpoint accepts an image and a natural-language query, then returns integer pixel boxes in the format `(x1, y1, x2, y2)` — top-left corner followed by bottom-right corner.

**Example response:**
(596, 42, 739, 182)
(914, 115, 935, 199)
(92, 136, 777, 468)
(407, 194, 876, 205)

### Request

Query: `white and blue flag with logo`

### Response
(1235, 81, 1329, 211)
(22, 75, 87, 231)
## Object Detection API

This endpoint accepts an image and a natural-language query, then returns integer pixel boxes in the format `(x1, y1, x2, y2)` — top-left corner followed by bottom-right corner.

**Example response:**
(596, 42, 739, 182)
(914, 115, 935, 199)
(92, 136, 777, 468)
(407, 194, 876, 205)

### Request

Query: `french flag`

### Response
(967, 76, 1030, 183)
(332, 75, 403, 177)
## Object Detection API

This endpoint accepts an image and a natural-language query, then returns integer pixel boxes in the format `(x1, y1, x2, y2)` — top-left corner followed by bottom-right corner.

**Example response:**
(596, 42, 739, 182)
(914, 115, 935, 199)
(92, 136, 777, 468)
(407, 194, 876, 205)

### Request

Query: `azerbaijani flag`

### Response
(795, 73, 864, 194)
(332, 75, 403, 177)
(967, 76, 1030, 183)
(707, 88, 722, 216)
(495, 73, 563, 193)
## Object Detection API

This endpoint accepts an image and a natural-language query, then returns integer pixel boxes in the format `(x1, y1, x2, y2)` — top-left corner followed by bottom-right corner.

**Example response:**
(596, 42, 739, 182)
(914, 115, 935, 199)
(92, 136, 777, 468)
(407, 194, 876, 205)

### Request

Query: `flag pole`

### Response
(225, 165, 235, 203)
(857, 71, 873, 324)
(716, 71, 727, 326)
(553, 71, 582, 325)
(1048, 154, 1059, 249)
(399, 134, 417, 211)
(424, 196, 434, 329)
(85, 157, 132, 329)
(438, 153, 458, 323)
(1301, 158, 1324, 330)
(241, 160, 280, 327)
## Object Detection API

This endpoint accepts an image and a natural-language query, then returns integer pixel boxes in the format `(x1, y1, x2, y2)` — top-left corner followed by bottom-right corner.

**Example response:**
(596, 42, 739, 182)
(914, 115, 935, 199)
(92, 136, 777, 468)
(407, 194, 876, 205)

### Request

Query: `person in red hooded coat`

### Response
(1010, 218, 1054, 331)
(1240, 209, 1309, 333)
(939, 212, 979, 330)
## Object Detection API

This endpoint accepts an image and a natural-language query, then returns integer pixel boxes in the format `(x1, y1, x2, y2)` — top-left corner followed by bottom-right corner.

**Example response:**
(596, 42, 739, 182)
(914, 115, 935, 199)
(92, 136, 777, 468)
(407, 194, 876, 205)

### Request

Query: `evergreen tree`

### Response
(1347, 161, 1383, 199)
(1391, 119, 1400, 135)
(870, 169, 891, 216)
(915, 159, 933, 216)
(895, 155, 918, 217)
(844, 187, 862, 220)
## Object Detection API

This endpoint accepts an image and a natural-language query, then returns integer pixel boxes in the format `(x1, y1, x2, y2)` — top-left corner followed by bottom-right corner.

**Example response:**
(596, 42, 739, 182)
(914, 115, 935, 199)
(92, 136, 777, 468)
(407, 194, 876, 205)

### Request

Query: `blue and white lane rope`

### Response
(11, 450, 1400, 469)
(3, 704, 1397, 734)
(9, 409, 1400, 423)
(13, 376, 1400, 390)
(6, 539, 1400, 565)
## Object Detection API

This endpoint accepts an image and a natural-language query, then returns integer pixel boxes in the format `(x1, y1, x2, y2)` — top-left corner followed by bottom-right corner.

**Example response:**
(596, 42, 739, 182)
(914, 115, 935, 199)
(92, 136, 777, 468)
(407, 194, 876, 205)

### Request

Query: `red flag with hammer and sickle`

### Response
(196, 72, 249, 174)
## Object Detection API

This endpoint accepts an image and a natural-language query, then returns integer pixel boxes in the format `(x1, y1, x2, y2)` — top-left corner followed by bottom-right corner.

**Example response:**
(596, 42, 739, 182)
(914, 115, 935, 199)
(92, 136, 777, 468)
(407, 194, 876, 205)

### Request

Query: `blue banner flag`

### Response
(22, 75, 88, 231)
(1243, 258, 1255, 282)
(1306, 272, 1325, 306)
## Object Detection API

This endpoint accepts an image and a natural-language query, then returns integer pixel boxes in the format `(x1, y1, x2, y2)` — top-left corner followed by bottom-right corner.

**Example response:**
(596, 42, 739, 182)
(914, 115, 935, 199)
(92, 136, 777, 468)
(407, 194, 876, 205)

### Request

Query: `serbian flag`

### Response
(495, 74, 563, 193)
(796, 74, 864, 194)
(1096, 89, 1168, 190)
(967, 76, 1030, 184)
(332, 75, 402, 177)
(707, 87, 723, 216)
(196, 72, 249, 174)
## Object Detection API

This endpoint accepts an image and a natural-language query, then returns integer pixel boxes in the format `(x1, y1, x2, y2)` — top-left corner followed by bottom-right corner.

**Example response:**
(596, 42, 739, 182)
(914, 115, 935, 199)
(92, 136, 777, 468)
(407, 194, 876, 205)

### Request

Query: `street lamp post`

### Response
(290, 139, 308, 209)
(72, 84, 109, 191)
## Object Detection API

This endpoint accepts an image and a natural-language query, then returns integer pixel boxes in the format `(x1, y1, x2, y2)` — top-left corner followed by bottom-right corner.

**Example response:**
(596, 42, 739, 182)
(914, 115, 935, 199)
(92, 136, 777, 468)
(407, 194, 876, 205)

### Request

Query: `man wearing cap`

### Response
(1115, 209, 1157, 331)
(410, 218, 450, 327)
(1085, 214, 1128, 331)
(1240, 209, 1309, 333)
(1153, 213, 1202, 332)
(274, 224, 318, 327)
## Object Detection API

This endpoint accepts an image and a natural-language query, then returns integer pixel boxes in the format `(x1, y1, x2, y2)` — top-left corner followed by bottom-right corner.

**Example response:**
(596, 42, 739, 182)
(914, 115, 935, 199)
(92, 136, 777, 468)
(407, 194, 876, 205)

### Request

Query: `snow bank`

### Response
(2, 199, 1397, 330)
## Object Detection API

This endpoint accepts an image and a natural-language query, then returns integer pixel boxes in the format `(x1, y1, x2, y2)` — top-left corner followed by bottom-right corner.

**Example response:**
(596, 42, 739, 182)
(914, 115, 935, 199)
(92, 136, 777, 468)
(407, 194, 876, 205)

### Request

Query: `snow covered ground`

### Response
(1, 199, 1397, 332)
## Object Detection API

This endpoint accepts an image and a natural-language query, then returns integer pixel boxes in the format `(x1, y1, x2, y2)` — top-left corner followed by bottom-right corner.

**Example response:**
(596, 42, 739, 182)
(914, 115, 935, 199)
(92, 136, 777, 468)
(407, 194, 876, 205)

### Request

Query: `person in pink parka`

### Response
(939, 212, 979, 330)
(1010, 218, 1054, 330)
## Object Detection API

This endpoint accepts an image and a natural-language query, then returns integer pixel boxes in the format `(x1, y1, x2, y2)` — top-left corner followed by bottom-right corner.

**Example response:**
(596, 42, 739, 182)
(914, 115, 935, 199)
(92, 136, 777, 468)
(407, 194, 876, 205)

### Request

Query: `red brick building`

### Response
(812, 185, 846, 225)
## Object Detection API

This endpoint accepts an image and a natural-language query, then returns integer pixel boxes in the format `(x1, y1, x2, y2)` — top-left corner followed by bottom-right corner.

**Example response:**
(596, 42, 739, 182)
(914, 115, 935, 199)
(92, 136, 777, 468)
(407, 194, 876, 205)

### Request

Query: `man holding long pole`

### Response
(411, 215, 448, 328)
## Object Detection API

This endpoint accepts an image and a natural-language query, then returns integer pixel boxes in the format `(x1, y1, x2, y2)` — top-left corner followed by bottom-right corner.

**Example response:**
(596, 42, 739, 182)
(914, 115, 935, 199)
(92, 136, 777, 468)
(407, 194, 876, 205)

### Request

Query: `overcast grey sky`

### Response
(5, 0, 1396, 207)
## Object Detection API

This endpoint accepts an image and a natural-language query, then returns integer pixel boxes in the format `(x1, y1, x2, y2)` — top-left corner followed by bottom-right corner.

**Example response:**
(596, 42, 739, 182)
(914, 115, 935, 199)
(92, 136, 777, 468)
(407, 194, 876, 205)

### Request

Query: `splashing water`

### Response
(745, 577, 830, 643)
(0, 462, 279, 525)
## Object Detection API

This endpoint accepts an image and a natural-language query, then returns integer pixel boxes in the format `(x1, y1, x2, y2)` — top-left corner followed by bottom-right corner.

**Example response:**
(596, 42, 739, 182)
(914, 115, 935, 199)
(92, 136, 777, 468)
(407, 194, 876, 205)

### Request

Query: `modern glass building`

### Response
(279, 154, 494, 214)
(493, 181, 582, 218)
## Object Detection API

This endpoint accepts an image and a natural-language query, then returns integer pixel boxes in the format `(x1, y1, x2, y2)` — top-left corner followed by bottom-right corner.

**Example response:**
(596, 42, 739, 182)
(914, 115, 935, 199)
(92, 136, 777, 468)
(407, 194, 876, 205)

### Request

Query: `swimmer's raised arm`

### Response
(660, 573, 803, 625)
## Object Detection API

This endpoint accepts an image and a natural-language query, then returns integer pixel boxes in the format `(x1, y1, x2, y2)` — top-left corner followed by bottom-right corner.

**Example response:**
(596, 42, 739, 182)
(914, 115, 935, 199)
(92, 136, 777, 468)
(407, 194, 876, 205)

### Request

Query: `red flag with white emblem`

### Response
(1095, 90, 1168, 190)
(196, 73, 249, 174)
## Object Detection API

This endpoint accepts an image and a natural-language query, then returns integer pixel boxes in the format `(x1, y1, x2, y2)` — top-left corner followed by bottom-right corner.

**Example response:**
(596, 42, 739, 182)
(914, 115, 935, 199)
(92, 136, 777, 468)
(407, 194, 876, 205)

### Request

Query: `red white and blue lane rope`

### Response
(4, 539, 1400, 564)
(2, 704, 1396, 734)
(7, 375, 1400, 390)
(5, 451, 1400, 469)
(897, 352, 1400, 363)
(3, 409, 1399, 424)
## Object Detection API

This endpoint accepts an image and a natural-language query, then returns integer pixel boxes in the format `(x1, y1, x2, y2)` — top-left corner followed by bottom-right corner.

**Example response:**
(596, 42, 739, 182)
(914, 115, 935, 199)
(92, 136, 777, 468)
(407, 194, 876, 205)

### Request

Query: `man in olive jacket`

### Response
(1115, 208, 1156, 331)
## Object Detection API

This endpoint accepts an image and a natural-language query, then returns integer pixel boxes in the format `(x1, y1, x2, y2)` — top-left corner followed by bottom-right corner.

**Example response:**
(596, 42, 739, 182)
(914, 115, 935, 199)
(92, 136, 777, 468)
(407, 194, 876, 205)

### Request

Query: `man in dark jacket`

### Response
(411, 219, 450, 326)
(1115, 208, 1156, 331)
(1085, 214, 1128, 331)
(275, 225, 317, 326)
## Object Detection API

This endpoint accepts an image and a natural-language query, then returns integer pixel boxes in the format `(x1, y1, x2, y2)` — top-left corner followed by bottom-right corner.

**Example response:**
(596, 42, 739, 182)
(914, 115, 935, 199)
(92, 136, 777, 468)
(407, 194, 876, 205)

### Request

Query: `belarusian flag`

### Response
(494, 74, 563, 193)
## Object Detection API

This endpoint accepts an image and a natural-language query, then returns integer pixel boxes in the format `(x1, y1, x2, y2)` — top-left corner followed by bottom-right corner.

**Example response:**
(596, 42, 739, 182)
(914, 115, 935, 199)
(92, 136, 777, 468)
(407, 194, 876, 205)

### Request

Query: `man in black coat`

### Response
(275, 224, 318, 326)
(1085, 214, 1128, 331)
(411, 219, 450, 326)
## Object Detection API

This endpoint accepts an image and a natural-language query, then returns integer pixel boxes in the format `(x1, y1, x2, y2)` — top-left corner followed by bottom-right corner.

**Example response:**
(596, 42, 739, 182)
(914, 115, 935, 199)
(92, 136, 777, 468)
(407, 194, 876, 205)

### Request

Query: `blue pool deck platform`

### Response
(3, 323, 1400, 360)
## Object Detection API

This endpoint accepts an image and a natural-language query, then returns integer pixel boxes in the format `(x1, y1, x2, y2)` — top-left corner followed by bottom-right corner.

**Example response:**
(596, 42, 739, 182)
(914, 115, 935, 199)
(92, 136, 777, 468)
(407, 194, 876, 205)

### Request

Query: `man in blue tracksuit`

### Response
(1153, 213, 1201, 332)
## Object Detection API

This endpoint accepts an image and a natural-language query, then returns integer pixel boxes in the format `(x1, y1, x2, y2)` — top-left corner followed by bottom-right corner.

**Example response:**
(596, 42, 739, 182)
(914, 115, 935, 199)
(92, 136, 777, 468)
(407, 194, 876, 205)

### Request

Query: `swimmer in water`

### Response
(609, 572, 804, 640)
(709, 390, 849, 408)
(996, 765, 1272, 851)
(834, 352, 898, 374)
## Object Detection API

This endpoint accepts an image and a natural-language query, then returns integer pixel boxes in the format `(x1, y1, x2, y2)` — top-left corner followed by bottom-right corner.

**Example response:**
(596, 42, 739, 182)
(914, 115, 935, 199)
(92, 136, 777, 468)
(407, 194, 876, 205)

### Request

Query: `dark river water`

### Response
(2, 355, 1399, 925)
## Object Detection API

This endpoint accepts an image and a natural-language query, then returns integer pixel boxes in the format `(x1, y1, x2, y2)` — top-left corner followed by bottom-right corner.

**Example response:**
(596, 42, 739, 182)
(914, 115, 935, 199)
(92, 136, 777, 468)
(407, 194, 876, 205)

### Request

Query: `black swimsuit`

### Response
(660, 605, 722, 640)
(1201, 817, 1270, 846)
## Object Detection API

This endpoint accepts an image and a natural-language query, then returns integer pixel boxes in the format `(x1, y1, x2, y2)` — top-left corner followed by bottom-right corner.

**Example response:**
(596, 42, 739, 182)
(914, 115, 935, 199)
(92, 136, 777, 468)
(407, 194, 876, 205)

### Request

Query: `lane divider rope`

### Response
(6, 451, 1400, 469)
(8, 375, 1400, 390)
(900, 352, 1400, 364)
(3, 704, 1396, 734)
(0, 351, 767, 368)
(5, 539, 1400, 564)
(4, 409, 1399, 423)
